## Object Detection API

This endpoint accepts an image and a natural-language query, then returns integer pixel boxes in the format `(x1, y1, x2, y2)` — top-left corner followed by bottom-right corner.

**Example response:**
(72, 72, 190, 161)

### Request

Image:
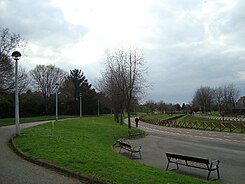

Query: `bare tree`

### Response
(0, 27, 27, 93)
(0, 55, 14, 92)
(98, 67, 124, 123)
(100, 47, 146, 128)
(214, 86, 224, 114)
(144, 100, 157, 114)
(192, 86, 214, 113)
(222, 84, 239, 115)
(193, 84, 240, 115)
(30, 64, 67, 114)
(157, 100, 166, 114)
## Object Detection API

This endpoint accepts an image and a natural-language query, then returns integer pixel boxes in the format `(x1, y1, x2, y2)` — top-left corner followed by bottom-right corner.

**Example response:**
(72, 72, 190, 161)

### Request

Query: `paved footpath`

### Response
(0, 121, 81, 184)
(125, 120, 245, 184)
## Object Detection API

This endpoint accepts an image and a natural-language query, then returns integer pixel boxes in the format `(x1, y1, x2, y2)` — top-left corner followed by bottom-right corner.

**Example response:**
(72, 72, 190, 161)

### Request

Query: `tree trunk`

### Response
(120, 111, 123, 125)
(127, 111, 131, 129)
(44, 95, 48, 115)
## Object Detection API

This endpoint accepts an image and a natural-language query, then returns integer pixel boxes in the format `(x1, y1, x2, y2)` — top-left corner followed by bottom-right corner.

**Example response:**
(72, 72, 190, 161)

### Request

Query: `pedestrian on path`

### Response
(135, 117, 139, 127)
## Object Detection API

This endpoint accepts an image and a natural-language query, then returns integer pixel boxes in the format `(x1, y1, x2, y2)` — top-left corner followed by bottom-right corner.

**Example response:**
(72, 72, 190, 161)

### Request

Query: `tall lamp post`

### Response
(97, 95, 100, 116)
(79, 93, 82, 118)
(55, 83, 59, 121)
(12, 51, 21, 135)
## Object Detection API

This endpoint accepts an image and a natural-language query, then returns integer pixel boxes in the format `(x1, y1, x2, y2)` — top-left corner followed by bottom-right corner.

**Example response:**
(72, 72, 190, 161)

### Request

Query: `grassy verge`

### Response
(142, 114, 184, 121)
(0, 115, 77, 127)
(140, 114, 185, 126)
(13, 116, 213, 184)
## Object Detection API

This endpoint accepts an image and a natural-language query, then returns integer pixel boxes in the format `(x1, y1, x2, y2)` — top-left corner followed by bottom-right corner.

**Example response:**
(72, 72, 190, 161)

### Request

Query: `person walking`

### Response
(135, 117, 139, 127)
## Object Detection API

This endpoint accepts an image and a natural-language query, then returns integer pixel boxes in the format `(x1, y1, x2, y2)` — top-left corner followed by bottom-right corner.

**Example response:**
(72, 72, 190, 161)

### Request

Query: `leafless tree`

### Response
(192, 86, 214, 113)
(214, 86, 224, 114)
(100, 47, 146, 128)
(144, 100, 157, 114)
(193, 84, 239, 115)
(0, 27, 27, 93)
(98, 69, 124, 124)
(30, 64, 67, 114)
(222, 84, 239, 115)
(157, 100, 166, 114)
(0, 55, 13, 92)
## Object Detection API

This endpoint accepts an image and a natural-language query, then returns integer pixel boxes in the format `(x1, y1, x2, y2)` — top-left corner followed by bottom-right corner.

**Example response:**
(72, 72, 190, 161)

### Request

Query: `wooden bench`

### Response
(166, 152, 220, 180)
(113, 136, 126, 147)
(118, 141, 142, 159)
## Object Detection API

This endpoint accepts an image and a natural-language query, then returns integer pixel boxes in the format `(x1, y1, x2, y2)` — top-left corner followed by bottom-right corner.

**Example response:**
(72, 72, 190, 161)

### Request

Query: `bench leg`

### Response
(139, 151, 142, 158)
(119, 147, 122, 153)
(166, 162, 170, 171)
(207, 170, 211, 180)
(130, 152, 133, 159)
(176, 163, 179, 170)
(217, 168, 220, 179)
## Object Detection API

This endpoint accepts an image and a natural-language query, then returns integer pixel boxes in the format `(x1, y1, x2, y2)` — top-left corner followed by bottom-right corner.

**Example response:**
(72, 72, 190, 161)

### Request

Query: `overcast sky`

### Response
(1, 0, 245, 104)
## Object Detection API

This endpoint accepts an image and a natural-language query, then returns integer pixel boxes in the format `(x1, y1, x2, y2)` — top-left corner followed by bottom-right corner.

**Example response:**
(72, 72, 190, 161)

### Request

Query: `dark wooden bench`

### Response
(166, 152, 220, 180)
(118, 141, 142, 159)
(113, 136, 126, 147)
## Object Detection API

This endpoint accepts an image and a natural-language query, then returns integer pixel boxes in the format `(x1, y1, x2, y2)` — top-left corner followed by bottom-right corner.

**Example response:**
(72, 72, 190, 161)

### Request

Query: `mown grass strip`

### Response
(13, 116, 214, 184)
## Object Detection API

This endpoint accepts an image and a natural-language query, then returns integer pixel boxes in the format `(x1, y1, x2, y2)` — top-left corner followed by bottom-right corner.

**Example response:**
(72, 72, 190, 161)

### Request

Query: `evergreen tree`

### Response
(60, 69, 98, 115)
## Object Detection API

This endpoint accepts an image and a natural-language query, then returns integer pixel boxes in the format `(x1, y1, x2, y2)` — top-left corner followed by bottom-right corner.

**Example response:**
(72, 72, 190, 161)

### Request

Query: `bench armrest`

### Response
(114, 135, 126, 141)
(210, 160, 220, 169)
(117, 138, 126, 142)
(211, 160, 219, 165)
(132, 146, 141, 151)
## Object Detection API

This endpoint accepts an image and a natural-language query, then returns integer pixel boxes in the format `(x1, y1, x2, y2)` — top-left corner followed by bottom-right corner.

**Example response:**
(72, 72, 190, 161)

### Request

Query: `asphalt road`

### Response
(0, 121, 81, 184)
(127, 120, 245, 184)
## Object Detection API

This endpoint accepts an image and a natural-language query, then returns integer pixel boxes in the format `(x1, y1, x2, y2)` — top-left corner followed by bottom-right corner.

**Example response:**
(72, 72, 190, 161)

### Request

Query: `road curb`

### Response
(9, 136, 108, 184)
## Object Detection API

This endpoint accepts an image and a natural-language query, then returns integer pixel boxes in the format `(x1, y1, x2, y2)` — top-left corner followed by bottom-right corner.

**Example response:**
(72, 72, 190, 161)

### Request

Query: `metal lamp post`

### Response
(95, 90, 100, 116)
(97, 96, 100, 116)
(12, 51, 21, 135)
(55, 83, 59, 121)
(79, 93, 82, 118)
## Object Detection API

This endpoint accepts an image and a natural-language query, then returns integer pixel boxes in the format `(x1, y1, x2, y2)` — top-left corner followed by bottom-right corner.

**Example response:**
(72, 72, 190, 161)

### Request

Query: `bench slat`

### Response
(165, 152, 220, 180)
(166, 152, 209, 164)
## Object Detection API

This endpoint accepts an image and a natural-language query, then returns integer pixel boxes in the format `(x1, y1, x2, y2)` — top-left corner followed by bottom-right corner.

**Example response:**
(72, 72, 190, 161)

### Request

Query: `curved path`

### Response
(0, 121, 81, 184)
(126, 120, 245, 184)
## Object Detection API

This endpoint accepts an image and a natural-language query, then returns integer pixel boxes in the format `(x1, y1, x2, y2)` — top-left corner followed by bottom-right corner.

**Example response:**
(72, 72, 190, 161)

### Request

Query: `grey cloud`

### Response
(149, 5, 206, 45)
(145, 39, 245, 103)
(0, 0, 88, 50)
(141, 1, 245, 103)
(208, 1, 245, 46)
(1, 0, 244, 104)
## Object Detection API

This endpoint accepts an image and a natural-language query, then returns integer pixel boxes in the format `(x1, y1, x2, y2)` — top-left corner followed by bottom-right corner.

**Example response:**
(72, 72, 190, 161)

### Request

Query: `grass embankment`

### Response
(177, 115, 221, 123)
(13, 116, 213, 184)
(0, 115, 76, 127)
(140, 114, 185, 124)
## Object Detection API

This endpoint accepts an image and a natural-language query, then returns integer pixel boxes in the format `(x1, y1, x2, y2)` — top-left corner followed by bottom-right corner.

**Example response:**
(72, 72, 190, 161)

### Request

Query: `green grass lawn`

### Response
(13, 116, 213, 184)
(142, 114, 184, 121)
(140, 114, 185, 125)
(0, 115, 77, 127)
(178, 115, 221, 123)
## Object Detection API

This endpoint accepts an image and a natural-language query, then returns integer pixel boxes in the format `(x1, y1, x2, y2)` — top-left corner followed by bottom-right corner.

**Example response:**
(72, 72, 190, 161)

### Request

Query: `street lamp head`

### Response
(55, 83, 59, 86)
(11, 51, 21, 61)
